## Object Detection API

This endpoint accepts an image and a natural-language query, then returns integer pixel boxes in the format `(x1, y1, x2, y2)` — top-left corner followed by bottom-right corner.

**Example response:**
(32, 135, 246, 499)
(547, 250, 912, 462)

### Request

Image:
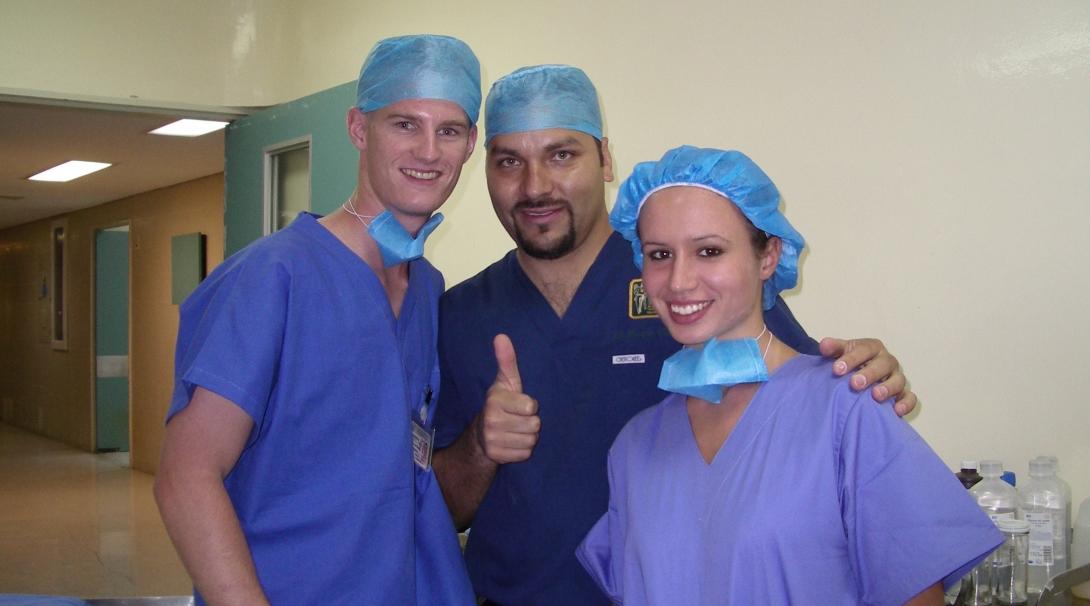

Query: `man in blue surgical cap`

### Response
(155, 35, 479, 605)
(431, 65, 918, 606)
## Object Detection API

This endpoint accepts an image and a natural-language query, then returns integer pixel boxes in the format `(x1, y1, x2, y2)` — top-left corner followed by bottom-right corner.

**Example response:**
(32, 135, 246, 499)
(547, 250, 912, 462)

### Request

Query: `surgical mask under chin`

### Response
(657, 334, 770, 404)
(367, 210, 444, 267)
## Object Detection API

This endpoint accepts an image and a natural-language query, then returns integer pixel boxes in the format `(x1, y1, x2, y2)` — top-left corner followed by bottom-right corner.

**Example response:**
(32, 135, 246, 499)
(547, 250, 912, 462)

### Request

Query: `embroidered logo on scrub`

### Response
(628, 278, 658, 320)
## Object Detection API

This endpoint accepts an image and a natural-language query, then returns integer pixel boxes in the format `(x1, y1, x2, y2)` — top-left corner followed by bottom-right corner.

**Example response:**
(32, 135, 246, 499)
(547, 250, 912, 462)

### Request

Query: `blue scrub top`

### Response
(579, 355, 1002, 605)
(169, 213, 470, 605)
(435, 231, 817, 605)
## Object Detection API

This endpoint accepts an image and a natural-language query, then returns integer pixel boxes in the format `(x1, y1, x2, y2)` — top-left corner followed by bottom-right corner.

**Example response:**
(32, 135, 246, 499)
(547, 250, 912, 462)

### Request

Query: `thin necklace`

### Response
(754, 325, 772, 360)
(342, 192, 376, 227)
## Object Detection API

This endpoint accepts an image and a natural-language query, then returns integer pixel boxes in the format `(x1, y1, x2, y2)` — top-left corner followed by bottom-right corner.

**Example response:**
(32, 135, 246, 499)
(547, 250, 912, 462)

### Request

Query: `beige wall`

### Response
(0, 175, 224, 473)
(1, 1, 1087, 503)
(0, 0, 295, 111)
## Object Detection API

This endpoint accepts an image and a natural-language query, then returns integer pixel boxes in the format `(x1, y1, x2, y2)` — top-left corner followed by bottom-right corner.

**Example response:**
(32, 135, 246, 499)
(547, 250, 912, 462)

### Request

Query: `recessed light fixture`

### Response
(149, 119, 229, 137)
(28, 161, 112, 182)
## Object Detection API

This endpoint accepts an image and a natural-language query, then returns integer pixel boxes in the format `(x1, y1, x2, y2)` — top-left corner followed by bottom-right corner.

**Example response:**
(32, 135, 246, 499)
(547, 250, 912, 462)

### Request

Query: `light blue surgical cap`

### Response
(610, 146, 805, 311)
(484, 64, 602, 146)
(356, 34, 482, 124)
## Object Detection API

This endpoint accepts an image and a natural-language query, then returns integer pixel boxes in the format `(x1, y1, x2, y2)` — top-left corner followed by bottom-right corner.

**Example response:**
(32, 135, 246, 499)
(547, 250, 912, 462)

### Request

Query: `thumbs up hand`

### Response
(474, 334, 541, 464)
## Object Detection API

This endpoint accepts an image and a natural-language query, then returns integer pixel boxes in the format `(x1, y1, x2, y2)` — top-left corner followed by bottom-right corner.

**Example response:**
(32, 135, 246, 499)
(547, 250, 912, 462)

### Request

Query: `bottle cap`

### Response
(960, 460, 979, 470)
(1002, 471, 1016, 487)
(1029, 458, 1054, 477)
(979, 459, 1003, 477)
(1035, 455, 1060, 471)
(997, 519, 1030, 534)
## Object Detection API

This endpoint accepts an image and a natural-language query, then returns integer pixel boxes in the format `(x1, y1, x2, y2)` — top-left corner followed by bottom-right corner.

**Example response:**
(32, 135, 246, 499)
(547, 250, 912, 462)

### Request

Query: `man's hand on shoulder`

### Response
(819, 337, 917, 417)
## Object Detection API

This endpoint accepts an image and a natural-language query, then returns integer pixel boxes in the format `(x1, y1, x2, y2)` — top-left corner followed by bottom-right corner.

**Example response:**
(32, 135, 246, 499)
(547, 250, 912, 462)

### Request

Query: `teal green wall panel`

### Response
(95, 231, 128, 355)
(225, 81, 358, 255)
(96, 378, 129, 452)
(95, 229, 129, 452)
(171, 232, 206, 305)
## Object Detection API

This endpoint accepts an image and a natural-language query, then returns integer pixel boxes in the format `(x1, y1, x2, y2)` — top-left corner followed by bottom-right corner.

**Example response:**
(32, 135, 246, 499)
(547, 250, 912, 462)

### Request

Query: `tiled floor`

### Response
(0, 423, 191, 598)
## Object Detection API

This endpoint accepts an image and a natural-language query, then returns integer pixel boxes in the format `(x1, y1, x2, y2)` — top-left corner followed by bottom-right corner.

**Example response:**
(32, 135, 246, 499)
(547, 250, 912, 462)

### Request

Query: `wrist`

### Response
(470, 413, 490, 461)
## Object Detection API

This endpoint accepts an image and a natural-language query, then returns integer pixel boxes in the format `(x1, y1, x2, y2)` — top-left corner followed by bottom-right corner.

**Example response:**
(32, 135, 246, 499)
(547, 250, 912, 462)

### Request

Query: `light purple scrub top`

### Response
(578, 354, 1002, 605)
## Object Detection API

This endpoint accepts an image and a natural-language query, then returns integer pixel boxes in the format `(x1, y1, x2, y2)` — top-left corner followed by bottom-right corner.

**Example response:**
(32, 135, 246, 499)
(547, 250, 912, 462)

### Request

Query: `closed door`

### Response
(95, 227, 129, 452)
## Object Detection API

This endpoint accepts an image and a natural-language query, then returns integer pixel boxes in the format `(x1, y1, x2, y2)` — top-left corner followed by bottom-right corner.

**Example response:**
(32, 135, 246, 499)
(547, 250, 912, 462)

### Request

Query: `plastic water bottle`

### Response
(972, 460, 1019, 522)
(994, 519, 1030, 606)
(1019, 457, 1068, 597)
(1036, 455, 1072, 560)
(966, 460, 1019, 604)
(1072, 497, 1090, 600)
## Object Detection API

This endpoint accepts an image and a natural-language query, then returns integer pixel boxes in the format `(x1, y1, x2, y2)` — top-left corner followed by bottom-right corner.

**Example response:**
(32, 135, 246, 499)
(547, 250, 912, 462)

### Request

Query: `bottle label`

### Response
(1026, 511, 1055, 565)
(988, 511, 1015, 523)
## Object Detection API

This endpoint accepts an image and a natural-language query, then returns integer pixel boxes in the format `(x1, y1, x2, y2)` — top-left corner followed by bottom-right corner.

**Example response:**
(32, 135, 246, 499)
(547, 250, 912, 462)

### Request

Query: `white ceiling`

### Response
(0, 101, 231, 230)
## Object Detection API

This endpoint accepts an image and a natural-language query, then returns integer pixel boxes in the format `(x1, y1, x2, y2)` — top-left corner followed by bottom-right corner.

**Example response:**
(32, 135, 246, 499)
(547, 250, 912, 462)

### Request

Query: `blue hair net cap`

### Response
(484, 64, 603, 146)
(610, 146, 805, 310)
(356, 34, 482, 124)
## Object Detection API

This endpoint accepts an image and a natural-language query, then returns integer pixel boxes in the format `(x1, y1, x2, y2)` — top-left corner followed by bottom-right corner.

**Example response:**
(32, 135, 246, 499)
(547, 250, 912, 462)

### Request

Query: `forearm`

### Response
(433, 421, 499, 529)
(903, 582, 943, 605)
(154, 471, 269, 606)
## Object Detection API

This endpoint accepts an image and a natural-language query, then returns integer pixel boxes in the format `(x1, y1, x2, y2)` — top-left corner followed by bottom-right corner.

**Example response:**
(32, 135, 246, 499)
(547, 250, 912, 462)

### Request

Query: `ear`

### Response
(759, 237, 782, 280)
(462, 124, 478, 164)
(346, 107, 368, 151)
(600, 137, 615, 183)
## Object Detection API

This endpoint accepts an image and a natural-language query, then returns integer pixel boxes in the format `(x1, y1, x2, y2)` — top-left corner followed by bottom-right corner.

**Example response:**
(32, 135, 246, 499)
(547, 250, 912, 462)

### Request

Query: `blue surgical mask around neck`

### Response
(657, 328, 771, 403)
(342, 196, 445, 267)
(367, 210, 444, 267)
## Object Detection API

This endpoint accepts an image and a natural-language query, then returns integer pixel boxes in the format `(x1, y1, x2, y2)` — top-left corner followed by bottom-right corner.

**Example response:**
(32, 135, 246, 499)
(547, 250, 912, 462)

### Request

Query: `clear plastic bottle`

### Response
(967, 460, 1019, 604)
(972, 460, 1019, 522)
(994, 519, 1031, 606)
(1020, 457, 1069, 597)
(1035, 455, 1072, 560)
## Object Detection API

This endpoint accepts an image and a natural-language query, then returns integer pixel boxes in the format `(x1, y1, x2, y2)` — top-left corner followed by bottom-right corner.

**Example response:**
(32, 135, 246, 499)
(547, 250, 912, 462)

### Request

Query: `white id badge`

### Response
(412, 419, 434, 471)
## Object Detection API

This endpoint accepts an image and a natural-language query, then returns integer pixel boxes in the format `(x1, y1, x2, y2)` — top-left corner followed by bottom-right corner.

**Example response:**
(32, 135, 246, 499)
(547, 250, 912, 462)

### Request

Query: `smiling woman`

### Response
(577, 145, 1003, 606)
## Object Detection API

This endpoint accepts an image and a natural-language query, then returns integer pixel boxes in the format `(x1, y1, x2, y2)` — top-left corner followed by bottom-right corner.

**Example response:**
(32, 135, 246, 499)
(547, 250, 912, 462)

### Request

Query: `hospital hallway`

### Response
(0, 422, 191, 598)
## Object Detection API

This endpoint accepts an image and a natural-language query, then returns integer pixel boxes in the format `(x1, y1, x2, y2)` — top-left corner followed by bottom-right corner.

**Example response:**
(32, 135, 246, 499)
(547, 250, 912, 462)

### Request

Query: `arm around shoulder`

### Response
(154, 387, 270, 606)
(819, 336, 917, 417)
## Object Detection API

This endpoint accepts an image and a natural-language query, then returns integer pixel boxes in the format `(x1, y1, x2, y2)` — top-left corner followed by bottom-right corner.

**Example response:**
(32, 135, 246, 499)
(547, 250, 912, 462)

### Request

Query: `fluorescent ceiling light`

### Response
(28, 161, 112, 182)
(149, 119, 229, 137)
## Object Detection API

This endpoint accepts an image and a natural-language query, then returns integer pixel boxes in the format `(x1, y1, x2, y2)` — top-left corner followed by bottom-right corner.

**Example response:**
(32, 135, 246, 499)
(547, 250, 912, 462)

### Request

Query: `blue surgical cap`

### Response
(610, 146, 805, 311)
(356, 34, 482, 124)
(484, 64, 603, 146)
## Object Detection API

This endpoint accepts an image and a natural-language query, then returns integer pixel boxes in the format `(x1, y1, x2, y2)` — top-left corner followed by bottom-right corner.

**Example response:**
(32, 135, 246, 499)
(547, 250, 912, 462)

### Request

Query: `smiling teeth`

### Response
(404, 169, 439, 180)
(670, 302, 710, 316)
